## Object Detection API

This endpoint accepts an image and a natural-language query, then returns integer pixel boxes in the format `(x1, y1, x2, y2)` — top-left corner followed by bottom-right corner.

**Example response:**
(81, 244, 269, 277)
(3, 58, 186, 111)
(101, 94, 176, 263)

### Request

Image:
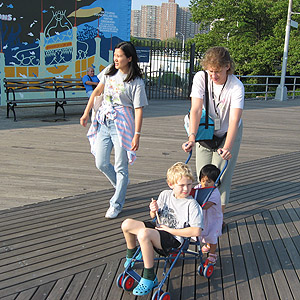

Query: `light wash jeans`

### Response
(94, 119, 129, 211)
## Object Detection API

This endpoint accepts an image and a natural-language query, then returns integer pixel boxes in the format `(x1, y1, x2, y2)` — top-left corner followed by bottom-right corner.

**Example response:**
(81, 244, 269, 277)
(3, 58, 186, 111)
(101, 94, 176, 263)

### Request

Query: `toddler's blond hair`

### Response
(167, 162, 194, 185)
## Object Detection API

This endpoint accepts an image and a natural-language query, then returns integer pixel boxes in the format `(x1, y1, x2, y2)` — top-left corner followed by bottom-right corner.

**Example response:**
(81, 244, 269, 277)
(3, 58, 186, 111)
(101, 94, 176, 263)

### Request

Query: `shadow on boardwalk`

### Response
(0, 99, 300, 299)
(0, 151, 299, 300)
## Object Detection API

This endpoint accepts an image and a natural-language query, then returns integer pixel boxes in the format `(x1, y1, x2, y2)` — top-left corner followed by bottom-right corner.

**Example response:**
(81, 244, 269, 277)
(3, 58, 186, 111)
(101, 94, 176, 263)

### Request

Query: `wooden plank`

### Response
(209, 252, 224, 300)
(77, 265, 105, 300)
(218, 229, 238, 300)
(226, 184, 300, 224)
(45, 275, 73, 300)
(14, 288, 37, 300)
(195, 252, 210, 300)
(268, 208, 300, 277)
(246, 216, 280, 300)
(287, 200, 300, 232)
(279, 202, 300, 249)
(0, 240, 125, 290)
(237, 218, 265, 299)
(91, 261, 121, 300)
(253, 213, 294, 300)
(105, 258, 127, 300)
(167, 258, 183, 300)
(30, 281, 56, 300)
(0, 295, 18, 300)
(262, 210, 299, 299)
(228, 222, 252, 300)
(181, 248, 196, 300)
(60, 270, 89, 300)
(0, 258, 110, 298)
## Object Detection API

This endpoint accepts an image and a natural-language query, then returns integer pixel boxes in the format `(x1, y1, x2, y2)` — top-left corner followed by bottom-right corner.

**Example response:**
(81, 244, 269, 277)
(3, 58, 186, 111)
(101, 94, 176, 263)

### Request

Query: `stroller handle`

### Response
(185, 150, 192, 164)
(185, 149, 228, 184)
(215, 159, 228, 184)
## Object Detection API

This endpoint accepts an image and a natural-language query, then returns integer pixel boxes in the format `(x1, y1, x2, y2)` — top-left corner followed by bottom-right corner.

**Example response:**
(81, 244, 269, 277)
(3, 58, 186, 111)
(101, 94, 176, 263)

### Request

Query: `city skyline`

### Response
(131, 0, 191, 10)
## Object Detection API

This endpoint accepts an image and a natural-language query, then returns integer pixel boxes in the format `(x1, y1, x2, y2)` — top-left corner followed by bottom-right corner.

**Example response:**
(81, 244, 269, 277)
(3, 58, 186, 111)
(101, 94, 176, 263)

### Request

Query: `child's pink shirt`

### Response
(194, 184, 223, 244)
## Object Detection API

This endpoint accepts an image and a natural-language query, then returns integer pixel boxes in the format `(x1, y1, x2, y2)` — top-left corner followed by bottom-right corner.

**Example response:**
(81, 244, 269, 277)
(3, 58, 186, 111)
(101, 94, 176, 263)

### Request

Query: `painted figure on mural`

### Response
(0, 1, 103, 44)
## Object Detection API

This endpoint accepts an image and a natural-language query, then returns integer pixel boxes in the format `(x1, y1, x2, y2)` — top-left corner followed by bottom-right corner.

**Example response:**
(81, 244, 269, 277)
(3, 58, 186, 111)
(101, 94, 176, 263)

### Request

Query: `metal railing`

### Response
(133, 40, 300, 100)
(238, 75, 300, 100)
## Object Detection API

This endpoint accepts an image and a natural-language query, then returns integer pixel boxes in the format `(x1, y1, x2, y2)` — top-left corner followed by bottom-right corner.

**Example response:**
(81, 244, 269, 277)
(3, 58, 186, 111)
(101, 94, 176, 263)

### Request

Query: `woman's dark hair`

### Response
(199, 164, 221, 184)
(105, 41, 143, 82)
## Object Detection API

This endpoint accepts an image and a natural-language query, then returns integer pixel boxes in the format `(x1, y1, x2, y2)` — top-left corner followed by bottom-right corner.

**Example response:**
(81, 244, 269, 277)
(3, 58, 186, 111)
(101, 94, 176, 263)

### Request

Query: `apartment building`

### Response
(131, 10, 141, 38)
(131, 0, 200, 41)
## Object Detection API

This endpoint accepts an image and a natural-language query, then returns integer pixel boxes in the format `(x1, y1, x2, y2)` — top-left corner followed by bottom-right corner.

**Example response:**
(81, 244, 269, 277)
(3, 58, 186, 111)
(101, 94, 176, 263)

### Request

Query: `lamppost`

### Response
(275, 0, 298, 101)
(176, 31, 185, 52)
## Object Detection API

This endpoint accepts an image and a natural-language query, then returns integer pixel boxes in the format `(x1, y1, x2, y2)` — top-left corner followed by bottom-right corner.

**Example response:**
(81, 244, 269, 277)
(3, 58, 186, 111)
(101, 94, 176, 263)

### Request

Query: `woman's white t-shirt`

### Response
(190, 71, 244, 137)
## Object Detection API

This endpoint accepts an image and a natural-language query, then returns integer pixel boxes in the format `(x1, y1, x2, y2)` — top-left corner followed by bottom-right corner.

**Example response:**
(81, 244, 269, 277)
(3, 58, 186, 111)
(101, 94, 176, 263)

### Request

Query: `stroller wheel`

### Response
(116, 273, 124, 288)
(203, 263, 214, 279)
(159, 292, 171, 300)
(197, 264, 204, 276)
(152, 289, 164, 300)
(122, 275, 135, 291)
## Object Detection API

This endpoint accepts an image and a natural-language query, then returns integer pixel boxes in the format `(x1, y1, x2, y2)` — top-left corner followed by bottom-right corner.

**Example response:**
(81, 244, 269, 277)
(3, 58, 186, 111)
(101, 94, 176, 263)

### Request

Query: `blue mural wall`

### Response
(0, 0, 132, 105)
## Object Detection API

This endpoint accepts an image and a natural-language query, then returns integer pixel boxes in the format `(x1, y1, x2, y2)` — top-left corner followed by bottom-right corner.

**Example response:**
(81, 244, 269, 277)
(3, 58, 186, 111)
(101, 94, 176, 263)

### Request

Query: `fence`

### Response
(238, 75, 300, 100)
(134, 40, 195, 100)
(133, 40, 300, 101)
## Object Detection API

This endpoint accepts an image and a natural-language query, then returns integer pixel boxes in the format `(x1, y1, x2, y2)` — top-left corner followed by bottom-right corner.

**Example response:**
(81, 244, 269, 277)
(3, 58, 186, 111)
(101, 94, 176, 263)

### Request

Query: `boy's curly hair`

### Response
(167, 162, 194, 185)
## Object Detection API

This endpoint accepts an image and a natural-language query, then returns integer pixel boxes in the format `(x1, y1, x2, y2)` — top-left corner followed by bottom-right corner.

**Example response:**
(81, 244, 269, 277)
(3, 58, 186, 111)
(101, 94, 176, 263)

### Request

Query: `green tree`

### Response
(190, 0, 300, 75)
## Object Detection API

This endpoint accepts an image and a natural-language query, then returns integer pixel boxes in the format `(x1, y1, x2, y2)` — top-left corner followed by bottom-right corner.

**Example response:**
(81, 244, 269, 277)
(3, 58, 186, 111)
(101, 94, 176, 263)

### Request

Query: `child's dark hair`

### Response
(199, 164, 221, 184)
(105, 41, 143, 82)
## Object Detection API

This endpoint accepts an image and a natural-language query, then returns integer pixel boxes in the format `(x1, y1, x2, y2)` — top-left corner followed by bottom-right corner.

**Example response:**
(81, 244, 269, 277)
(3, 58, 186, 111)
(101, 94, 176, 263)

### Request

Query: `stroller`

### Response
(116, 151, 228, 300)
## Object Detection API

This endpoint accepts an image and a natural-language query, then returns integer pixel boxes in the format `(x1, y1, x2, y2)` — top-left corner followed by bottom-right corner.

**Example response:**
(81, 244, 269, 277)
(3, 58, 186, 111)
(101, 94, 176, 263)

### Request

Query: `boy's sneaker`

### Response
(105, 207, 121, 219)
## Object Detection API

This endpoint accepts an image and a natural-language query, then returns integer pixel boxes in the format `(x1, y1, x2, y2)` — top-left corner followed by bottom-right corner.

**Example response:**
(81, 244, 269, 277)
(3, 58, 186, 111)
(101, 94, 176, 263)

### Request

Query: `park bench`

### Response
(4, 77, 89, 121)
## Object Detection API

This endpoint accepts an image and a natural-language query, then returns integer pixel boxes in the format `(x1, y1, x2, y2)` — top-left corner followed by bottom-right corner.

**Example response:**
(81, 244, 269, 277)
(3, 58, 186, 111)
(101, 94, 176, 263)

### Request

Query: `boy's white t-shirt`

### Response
(190, 71, 244, 137)
(157, 189, 203, 245)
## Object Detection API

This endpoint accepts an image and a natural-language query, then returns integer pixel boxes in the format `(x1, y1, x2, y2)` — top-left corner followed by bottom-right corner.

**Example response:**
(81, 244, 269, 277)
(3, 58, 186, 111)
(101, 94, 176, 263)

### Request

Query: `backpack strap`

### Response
(204, 71, 209, 129)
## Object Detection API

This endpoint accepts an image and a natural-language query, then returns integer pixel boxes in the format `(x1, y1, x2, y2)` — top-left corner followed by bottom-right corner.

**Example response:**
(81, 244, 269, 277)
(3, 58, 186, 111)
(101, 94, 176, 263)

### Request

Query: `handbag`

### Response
(199, 133, 227, 150)
(184, 71, 214, 141)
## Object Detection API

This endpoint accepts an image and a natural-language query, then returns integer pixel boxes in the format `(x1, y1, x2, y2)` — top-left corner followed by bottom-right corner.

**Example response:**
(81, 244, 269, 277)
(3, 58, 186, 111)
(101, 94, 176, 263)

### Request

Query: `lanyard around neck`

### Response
(211, 77, 227, 116)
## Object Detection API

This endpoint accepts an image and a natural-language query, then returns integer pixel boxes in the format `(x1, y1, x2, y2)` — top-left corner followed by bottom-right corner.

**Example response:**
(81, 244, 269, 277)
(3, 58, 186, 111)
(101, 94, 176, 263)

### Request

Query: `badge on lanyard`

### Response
(214, 118, 221, 130)
(212, 77, 227, 131)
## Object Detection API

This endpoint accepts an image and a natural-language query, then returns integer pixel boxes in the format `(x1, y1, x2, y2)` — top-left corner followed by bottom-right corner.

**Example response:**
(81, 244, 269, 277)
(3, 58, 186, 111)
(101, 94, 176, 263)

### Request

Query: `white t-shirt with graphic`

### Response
(190, 71, 244, 137)
(100, 70, 148, 109)
(157, 189, 203, 244)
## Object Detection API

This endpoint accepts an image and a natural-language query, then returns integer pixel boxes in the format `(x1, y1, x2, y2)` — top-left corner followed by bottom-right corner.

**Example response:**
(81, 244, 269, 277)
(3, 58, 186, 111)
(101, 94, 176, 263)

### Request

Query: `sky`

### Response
(131, 0, 191, 10)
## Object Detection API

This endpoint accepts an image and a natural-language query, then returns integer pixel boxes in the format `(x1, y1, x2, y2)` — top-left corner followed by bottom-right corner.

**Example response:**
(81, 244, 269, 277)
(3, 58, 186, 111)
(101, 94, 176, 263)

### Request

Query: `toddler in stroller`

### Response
(191, 163, 223, 266)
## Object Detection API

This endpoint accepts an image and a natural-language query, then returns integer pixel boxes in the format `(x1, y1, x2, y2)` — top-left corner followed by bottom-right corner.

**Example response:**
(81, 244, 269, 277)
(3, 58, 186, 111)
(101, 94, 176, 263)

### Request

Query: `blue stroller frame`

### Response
(116, 152, 228, 300)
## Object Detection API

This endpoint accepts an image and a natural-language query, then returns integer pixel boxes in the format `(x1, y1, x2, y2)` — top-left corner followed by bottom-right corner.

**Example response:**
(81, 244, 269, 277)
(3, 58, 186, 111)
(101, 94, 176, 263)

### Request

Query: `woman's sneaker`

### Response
(105, 207, 121, 219)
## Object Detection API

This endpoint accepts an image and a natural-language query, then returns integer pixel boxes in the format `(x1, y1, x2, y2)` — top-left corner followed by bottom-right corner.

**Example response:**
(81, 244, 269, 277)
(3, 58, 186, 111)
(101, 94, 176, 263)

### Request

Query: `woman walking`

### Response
(182, 46, 244, 222)
(80, 42, 148, 219)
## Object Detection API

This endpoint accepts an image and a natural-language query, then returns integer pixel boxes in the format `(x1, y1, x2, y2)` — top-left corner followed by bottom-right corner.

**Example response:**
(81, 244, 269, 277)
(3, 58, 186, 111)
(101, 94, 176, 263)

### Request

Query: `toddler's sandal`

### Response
(201, 245, 210, 253)
(133, 276, 158, 296)
(205, 253, 217, 266)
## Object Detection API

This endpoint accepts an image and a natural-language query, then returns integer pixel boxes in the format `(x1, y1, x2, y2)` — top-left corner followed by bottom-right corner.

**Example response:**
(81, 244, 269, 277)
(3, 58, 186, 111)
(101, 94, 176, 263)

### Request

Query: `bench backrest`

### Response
(4, 78, 85, 92)
(53, 78, 85, 91)
(4, 77, 86, 100)
(3, 78, 56, 93)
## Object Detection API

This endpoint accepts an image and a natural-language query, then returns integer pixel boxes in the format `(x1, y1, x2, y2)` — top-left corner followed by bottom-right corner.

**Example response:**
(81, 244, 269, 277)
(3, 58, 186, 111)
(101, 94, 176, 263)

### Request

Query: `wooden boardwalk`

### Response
(1, 150, 299, 300)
